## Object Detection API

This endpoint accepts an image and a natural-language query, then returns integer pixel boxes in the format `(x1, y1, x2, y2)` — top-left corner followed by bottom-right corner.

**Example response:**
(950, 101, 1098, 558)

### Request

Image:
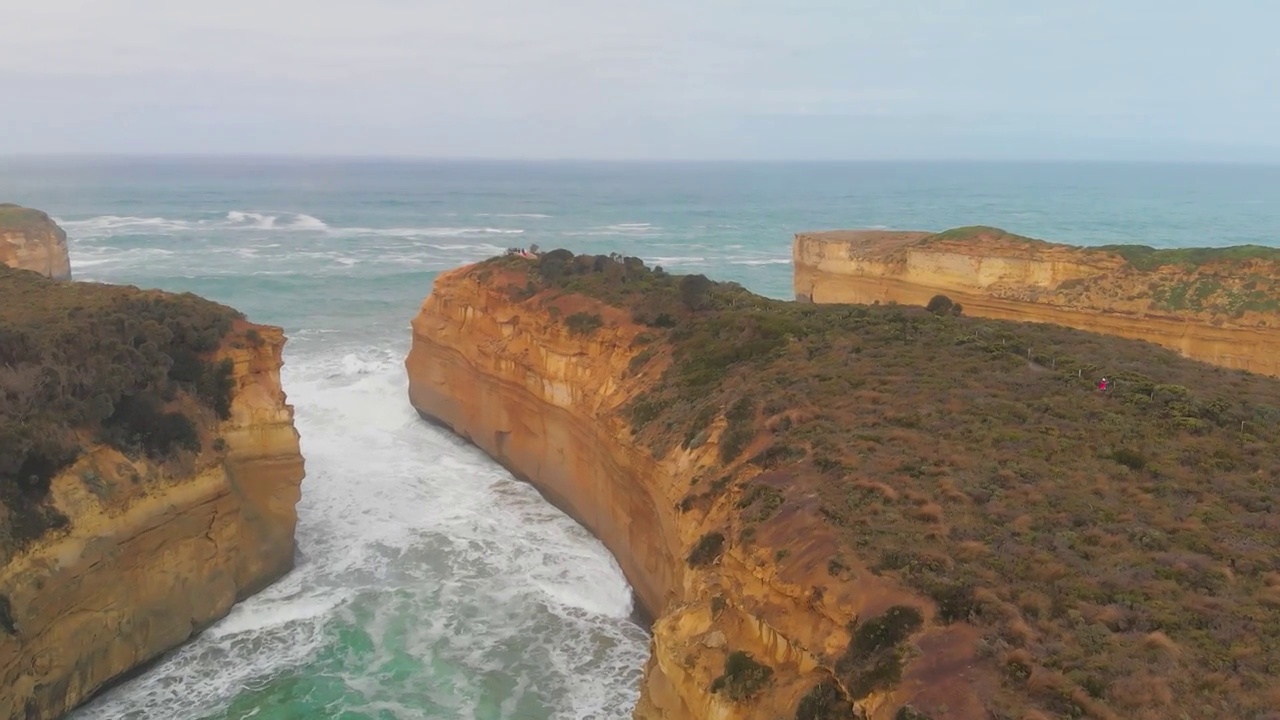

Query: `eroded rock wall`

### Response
(0, 324, 304, 720)
(406, 266, 991, 720)
(794, 230, 1280, 377)
(0, 204, 71, 280)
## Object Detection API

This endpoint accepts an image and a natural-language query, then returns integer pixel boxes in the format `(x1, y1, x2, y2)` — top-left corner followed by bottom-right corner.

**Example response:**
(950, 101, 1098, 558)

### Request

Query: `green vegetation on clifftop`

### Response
(1095, 243, 1280, 272)
(0, 266, 242, 562)
(484, 249, 1280, 720)
(0, 203, 52, 232)
(920, 225, 1280, 273)
(921, 226, 1046, 247)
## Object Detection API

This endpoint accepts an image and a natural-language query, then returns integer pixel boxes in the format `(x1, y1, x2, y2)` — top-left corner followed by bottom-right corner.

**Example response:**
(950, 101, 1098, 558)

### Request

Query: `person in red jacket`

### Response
(1097, 377, 1109, 392)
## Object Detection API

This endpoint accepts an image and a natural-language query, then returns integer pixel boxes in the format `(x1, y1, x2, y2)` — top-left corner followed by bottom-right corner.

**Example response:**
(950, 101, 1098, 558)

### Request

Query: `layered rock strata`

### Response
(0, 204, 71, 280)
(793, 227, 1280, 376)
(0, 323, 305, 720)
(407, 264, 993, 719)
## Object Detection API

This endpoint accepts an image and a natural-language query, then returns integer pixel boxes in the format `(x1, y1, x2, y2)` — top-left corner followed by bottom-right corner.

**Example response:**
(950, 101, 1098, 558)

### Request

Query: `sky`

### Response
(1, 0, 1278, 161)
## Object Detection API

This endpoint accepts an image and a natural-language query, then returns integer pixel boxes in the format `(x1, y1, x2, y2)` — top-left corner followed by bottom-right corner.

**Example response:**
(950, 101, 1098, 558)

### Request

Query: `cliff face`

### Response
(0, 323, 304, 720)
(794, 227, 1280, 377)
(0, 204, 71, 280)
(407, 264, 993, 720)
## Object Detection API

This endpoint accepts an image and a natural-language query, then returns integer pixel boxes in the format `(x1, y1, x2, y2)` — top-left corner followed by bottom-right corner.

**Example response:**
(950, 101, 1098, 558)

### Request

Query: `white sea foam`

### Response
(644, 255, 706, 266)
(730, 258, 791, 266)
(70, 341, 646, 720)
(58, 212, 523, 242)
(476, 213, 552, 218)
(562, 222, 660, 237)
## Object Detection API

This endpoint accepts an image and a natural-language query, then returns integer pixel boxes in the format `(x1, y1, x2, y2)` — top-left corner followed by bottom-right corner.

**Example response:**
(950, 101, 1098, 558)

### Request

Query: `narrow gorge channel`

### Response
(71, 340, 651, 719)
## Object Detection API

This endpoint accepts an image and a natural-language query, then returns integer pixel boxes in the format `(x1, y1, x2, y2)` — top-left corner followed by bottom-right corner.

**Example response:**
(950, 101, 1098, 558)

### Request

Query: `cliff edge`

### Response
(0, 268, 304, 719)
(0, 204, 71, 280)
(408, 251, 1280, 720)
(794, 226, 1280, 377)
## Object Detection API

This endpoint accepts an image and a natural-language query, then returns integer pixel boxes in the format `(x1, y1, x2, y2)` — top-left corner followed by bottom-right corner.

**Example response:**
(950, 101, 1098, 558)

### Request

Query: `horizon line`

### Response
(2, 153, 1280, 167)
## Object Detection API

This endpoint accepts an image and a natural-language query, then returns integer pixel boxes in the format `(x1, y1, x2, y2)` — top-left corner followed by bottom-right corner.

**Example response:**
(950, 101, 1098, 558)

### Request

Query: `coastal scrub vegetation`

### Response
(922, 225, 1280, 273)
(710, 650, 774, 702)
(1094, 243, 1280, 272)
(0, 203, 51, 231)
(0, 266, 241, 560)
(914, 226, 1280, 316)
(485, 249, 1280, 719)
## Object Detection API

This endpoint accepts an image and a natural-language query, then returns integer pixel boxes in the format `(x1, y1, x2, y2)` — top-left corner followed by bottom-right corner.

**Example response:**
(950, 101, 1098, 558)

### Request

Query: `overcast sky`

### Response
(1, 1, 1277, 160)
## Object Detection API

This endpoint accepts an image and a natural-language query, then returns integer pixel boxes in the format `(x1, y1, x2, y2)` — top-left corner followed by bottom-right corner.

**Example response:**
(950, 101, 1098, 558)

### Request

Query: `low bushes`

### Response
(483, 249, 1280, 718)
(0, 267, 241, 558)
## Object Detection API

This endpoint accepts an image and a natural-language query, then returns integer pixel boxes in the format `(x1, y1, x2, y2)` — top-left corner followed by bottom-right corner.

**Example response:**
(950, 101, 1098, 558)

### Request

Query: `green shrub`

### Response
(101, 393, 200, 458)
(688, 531, 725, 567)
(565, 311, 604, 336)
(0, 593, 14, 635)
(710, 650, 774, 702)
(795, 680, 852, 720)
(718, 426, 753, 463)
(737, 484, 785, 522)
(1110, 447, 1147, 471)
(835, 606, 923, 700)
(925, 295, 954, 315)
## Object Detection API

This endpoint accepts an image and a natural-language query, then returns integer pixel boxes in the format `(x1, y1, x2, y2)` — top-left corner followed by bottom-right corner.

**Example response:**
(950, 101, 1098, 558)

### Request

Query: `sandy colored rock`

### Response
(0, 323, 304, 720)
(793, 227, 1280, 377)
(406, 264, 993, 720)
(0, 204, 71, 280)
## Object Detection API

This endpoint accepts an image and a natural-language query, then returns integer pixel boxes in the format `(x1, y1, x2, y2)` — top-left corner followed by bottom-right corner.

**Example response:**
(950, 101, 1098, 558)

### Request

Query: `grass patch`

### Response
(922, 226, 1046, 247)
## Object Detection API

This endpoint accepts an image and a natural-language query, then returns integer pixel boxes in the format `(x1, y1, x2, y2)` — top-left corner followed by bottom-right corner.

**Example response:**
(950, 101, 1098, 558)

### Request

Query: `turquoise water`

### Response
(1, 158, 1278, 719)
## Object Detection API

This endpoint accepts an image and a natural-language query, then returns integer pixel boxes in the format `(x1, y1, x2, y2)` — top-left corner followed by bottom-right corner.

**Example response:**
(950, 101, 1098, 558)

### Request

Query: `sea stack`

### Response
(0, 203, 72, 280)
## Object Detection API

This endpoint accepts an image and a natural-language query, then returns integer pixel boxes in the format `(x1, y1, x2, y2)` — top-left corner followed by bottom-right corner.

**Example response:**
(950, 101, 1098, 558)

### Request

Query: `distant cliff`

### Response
(794, 226, 1280, 377)
(0, 268, 304, 719)
(0, 204, 71, 280)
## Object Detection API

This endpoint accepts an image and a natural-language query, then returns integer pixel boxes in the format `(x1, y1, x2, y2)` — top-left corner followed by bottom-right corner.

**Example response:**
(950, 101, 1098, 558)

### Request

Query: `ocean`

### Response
(1, 158, 1278, 720)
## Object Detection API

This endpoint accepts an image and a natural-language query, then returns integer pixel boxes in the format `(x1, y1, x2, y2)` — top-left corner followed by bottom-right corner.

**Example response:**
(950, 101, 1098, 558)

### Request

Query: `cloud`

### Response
(1, 0, 1278, 158)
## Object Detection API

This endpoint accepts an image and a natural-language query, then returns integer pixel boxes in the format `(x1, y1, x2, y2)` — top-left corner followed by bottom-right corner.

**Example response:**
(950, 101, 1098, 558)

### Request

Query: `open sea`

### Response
(1, 158, 1278, 720)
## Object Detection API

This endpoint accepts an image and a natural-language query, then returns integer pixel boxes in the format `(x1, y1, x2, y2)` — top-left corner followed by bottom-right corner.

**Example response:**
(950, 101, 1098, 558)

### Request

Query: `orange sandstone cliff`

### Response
(793, 227, 1280, 377)
(406, 263, 996, 720)
(0, 204, 71, 280)
(0, 323, 304, 719)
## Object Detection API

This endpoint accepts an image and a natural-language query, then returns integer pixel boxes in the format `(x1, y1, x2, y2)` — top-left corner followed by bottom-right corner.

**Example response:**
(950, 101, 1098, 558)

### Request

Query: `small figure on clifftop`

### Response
(1097, 377, 1109, 392)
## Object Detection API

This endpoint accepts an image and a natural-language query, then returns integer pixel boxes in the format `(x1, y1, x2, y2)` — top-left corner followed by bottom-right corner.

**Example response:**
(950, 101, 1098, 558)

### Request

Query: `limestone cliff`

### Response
(793, 227, 1280, 377)
(0, 323, 304, 720)
(0, 204, 71, 280)
(407, 262, 995, 720)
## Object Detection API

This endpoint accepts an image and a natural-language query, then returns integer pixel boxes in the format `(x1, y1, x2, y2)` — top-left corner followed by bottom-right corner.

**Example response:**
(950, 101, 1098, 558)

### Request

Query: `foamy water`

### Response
(70, 344, 647, 720)
(7, 158, 1279, 719)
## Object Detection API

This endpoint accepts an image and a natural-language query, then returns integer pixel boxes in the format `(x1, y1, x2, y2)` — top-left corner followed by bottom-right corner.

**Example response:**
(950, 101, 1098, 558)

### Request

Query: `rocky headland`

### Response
(794, 226, 1280, 377)
(0, 265, 304, 719)
(0, 204, 71, 280)
(408, 250, 1280, 719)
